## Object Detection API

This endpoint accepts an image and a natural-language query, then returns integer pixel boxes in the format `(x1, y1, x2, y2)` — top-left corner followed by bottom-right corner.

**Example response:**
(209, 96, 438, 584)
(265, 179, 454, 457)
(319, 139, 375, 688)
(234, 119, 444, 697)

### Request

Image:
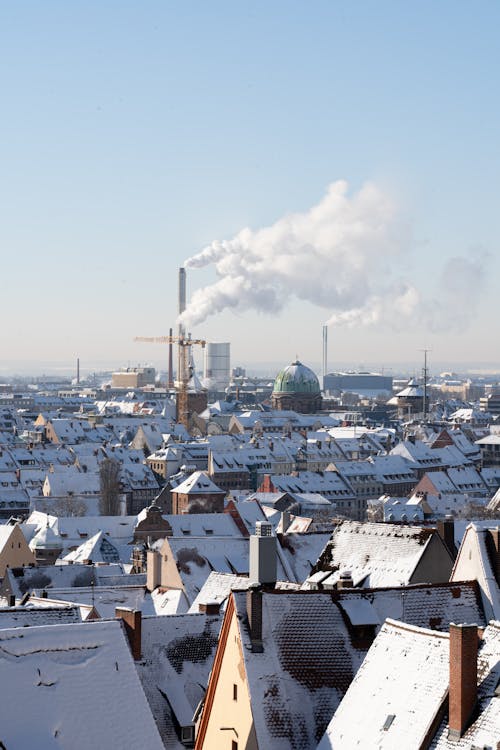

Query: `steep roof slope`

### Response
(430, 622, 500, 749)
(137, 613, 222, 748)
(234, 591, 367, 749)
(309, 521, 452, 587)
(0, 620, 164, 749)
(317, 619, 449, 749)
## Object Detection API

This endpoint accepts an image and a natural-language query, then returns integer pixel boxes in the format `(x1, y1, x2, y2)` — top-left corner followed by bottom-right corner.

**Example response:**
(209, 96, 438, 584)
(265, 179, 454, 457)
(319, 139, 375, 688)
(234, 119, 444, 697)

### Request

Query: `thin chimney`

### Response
(448, 623, 478, 740)
(168, 327, 174, 389)
(246, 587, 263, 653)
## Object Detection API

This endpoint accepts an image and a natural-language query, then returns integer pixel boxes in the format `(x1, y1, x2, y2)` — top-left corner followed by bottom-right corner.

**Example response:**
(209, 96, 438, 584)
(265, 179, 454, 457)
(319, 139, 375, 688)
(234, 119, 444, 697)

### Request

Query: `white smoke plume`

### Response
(179, 181, 486, 332)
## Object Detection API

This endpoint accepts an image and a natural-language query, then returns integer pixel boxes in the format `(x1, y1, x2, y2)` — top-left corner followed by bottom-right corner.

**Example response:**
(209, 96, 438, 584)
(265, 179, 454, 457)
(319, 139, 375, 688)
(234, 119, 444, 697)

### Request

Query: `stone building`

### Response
(170, 471, 226, 515)
(271, 360, 322, 413)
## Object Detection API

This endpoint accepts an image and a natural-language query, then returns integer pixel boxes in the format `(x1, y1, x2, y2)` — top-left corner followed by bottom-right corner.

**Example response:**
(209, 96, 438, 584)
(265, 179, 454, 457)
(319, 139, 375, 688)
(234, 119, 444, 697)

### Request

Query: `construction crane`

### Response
(134, 334, 206, 429)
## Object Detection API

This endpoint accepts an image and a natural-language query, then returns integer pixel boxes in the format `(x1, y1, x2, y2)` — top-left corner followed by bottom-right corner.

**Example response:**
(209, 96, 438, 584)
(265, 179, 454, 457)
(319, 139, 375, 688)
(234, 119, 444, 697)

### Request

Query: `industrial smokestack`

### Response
(168, 327, 174, 389)
(177, 267, 187, 390)
(178, 267, 186, 339)
(322, 325, 328, 381)
(76, 357, 80, 385)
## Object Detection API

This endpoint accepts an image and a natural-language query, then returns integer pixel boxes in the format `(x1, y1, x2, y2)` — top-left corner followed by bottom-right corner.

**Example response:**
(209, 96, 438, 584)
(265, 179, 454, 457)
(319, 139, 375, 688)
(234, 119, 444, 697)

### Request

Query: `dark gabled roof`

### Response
(233, 591, 367, 749)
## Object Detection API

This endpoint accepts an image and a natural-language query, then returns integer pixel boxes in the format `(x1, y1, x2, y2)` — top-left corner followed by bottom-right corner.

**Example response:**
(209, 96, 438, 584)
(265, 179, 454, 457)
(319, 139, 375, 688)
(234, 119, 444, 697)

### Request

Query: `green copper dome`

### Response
(273, 360, 320, 394)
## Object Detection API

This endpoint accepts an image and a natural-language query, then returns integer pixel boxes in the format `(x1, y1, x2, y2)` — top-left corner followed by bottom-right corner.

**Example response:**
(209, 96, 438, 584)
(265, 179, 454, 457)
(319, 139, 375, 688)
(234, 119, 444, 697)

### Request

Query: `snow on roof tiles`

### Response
(173, 470, 225, 495)
(0, 619, 164, 749)
(137, 613, 222, 748)
(234, 591, 367, 749)
(317, 619, 450, 749)
(309, 521, 437, 588)
(430, 621, 500, 749)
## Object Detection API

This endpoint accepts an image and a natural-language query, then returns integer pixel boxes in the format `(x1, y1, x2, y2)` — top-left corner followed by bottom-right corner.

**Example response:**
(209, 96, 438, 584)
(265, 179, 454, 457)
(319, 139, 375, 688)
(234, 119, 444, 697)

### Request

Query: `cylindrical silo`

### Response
(204, 342, 230, 390)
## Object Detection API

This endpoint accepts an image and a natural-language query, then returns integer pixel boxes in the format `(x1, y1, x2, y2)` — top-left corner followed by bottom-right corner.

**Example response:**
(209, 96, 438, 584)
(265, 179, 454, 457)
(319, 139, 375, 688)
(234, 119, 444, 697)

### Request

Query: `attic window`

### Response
(182, 529, 191, 536)
(383, 715, 395, 731)
(181, 726, 194, 743)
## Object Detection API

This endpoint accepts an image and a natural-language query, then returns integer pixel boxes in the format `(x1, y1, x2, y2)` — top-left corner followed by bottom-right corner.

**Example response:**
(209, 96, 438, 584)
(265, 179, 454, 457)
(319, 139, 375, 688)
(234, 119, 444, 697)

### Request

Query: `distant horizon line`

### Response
(1, 358, 500, 380)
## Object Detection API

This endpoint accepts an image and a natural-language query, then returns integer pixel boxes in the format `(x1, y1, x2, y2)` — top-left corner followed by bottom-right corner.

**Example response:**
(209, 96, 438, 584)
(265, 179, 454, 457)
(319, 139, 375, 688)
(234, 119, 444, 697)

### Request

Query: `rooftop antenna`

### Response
(419, 348, 431, 420)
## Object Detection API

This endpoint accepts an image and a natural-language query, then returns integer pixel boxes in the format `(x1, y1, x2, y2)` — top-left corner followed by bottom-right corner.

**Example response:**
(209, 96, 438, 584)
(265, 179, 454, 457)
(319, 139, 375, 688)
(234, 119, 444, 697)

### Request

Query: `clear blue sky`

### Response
(1, 2, 499, 375)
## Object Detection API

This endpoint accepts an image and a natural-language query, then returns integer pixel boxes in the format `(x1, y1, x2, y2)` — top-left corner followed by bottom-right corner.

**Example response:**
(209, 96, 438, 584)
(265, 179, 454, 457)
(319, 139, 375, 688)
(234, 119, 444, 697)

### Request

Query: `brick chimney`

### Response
(116, 608, 142, 660)
(448, 623, 478, 740)
(437, 516, 456, 559)
(246, 588, 263, 653)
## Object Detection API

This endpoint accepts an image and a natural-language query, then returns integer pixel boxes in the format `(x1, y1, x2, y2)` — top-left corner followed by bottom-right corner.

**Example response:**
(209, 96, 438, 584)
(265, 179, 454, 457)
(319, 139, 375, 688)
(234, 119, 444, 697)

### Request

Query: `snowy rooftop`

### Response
(137, 613, 222, 747)
(307, 520, 443, 588)
(234, 590, 367, 749)
(317, 619, 449, 749)
(0, 619, 164, 749)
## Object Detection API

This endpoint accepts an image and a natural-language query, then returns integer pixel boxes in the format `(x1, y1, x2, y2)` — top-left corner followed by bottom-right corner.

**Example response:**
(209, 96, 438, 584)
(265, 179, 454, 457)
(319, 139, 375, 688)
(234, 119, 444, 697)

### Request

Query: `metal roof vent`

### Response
(383, 715, 395, 731)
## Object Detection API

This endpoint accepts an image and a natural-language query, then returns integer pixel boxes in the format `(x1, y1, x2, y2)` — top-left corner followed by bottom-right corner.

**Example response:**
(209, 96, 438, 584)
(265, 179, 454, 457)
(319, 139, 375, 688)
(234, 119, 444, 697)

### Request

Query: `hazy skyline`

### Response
(1, 2, 499, 374)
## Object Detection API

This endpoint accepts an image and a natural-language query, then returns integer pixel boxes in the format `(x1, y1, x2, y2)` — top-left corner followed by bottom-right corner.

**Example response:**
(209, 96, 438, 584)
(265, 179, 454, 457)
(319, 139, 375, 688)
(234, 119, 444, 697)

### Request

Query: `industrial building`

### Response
(323, 371, 393, 398)
(203, 342, 230, 391)
(111, 367, 156, 389)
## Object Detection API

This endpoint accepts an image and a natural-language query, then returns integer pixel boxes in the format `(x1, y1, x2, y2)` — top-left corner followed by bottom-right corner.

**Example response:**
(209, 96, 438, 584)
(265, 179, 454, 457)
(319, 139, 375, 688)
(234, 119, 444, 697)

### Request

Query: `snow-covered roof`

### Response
(173, 470, 225, 495)
(0, 620, 164, 749)
(137, 613, 222, 747)
(430, 621, 500, 749)
(307, 521, 446, 588)
(188, 571, 253, 613)
(233, 591, 367, 748)
(35, 585, 154, 619)
(317, 619, 449, 749)
(0, 604, 81, 628)
(451, 523, 500, 621)
(331, 581, 485, 632)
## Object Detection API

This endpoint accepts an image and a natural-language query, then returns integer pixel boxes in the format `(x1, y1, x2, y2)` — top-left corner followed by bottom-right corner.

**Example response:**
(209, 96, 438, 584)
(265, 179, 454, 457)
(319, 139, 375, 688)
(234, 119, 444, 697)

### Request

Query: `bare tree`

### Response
(99, 458, 121, 515)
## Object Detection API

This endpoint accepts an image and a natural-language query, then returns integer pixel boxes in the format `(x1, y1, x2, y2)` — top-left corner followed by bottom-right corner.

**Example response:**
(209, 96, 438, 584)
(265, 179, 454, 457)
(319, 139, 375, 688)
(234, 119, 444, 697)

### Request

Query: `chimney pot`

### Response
(448, 623, 478, 739)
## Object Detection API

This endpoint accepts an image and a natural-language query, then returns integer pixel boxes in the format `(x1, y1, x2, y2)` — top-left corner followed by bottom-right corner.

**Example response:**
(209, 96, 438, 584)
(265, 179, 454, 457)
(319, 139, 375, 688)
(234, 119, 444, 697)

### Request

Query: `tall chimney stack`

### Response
(168, 327, 174, 389)
(448, 623, 478, 740)
(322, 324, 328, 382)
(178, 267, 186, 338)
(76, 357, 80, 385)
